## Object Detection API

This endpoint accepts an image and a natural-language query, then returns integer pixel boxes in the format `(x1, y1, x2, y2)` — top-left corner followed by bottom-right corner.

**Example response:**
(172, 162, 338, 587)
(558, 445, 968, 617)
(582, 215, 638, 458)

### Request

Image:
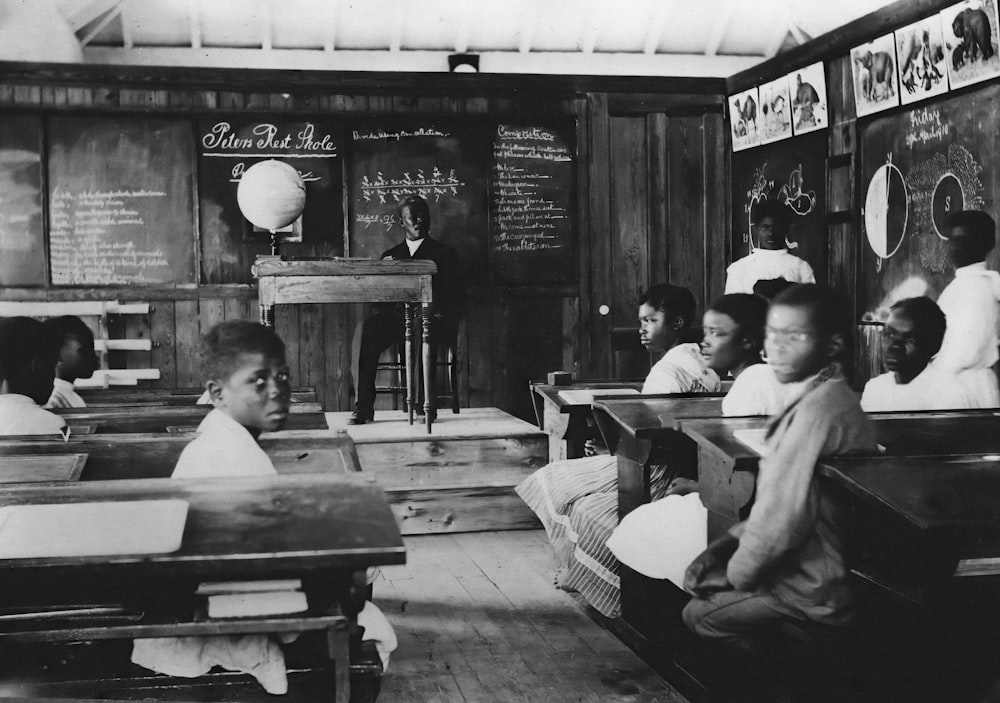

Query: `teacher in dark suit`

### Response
(350, 194, 466, 424)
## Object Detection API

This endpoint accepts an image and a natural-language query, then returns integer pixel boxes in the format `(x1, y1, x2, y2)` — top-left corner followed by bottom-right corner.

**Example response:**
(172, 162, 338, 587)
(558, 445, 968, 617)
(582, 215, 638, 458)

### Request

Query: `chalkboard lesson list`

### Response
(47, 117, 196, 286)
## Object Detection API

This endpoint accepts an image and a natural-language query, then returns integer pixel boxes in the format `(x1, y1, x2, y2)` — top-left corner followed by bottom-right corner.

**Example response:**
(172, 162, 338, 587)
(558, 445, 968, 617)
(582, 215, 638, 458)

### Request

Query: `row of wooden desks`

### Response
(51, 403, 327, 434)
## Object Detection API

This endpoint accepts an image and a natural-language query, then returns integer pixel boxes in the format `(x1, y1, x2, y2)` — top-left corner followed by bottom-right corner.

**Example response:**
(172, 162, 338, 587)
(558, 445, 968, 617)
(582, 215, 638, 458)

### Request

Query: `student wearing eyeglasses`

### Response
(860, 297, 976, 412)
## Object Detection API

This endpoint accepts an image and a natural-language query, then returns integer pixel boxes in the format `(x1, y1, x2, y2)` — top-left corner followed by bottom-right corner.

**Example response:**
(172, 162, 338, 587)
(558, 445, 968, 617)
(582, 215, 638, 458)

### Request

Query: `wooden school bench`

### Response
(0, 474, 405, 702)
(0, 430, 360, 481)
(51, 404, 327, 434)
(78, 385, 319, 407)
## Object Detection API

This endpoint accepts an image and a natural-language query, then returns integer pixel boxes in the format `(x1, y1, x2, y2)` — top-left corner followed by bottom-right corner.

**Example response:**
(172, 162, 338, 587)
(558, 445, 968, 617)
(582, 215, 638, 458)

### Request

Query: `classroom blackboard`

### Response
(859, 85, 1000, 321)
(730, 130, 828, 284)
(0, 115, 44, 287)
(198, 118, 344, 284)
(346, 120, 490, 282)
(490, 123, 576, 285)
(47, 116, 196, 286)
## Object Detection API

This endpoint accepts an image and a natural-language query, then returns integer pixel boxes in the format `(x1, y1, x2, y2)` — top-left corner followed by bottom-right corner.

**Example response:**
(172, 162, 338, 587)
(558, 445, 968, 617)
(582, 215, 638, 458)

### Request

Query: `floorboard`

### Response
(375, 530, 688, 703)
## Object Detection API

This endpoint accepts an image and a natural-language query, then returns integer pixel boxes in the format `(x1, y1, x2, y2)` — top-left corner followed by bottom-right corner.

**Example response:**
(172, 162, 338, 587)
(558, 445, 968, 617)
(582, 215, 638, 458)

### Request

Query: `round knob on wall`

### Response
(598, 305, 610, 316)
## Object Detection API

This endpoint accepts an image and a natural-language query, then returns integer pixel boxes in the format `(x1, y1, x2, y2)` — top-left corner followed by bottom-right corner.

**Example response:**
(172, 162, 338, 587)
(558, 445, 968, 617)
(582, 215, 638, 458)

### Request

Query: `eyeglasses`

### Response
(764, 327, 813, 345)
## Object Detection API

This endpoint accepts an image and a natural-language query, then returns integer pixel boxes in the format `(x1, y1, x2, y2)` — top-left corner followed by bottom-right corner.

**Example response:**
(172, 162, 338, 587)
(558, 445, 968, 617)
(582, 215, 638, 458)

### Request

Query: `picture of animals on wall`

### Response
(728, 87, 760, 152)
(941, 0, 1000, 89)
(896, 16, 949, 105)
(790, 63, 828, 135)
(759, 76, 793, 144)
(852, 33, 900, 117)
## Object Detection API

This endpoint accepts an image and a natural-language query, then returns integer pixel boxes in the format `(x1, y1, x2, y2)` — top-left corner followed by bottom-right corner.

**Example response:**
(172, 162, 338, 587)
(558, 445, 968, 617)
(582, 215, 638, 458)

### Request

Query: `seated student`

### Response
(683, 285, 878, 662)
(0, 316, 66, 435)
(861, 297, 976, 412)
(136, 322, 395, 692)
(931, 210, 1000, 408)
(607, 294, 788, 587)
(725, 200, 815, 295)
(517, 284, 723, 617)
(42, 315, 99, 409)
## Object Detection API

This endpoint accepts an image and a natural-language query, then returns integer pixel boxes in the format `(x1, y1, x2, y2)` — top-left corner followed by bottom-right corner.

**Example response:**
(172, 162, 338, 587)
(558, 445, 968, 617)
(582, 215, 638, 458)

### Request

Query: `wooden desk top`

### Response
(819, 454, 1000, 542)
(0, 454, 86, 483)
(253, 257, 437, 277)
(51, 406, 328, 433)
(0, 474, 405, 574)
(592, 396, 728, 440)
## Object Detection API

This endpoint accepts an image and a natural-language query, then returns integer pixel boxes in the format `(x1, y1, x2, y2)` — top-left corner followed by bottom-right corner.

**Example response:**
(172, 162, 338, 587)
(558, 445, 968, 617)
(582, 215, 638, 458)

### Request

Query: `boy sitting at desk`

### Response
(0, 316, 66, 435)
(683, 285, 878, 684)
(861, 296, 976, 411)
(931, 210, 1000, 408)
(42, 315, 99, 409)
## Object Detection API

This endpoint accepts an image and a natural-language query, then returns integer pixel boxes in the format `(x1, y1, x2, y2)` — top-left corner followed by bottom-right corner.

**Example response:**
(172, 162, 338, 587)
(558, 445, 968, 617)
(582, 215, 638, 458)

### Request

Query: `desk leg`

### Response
(326, 618, 351, 703)
(423, 303, 434, 433)
(405, 304, 415, 425)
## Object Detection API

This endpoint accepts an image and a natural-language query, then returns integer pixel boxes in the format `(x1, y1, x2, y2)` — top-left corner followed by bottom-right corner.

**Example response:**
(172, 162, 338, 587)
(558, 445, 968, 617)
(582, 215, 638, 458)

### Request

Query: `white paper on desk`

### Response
(557, 388, 640, 404)
(207, 591, 308, 618)
(732, 428, 770, 456)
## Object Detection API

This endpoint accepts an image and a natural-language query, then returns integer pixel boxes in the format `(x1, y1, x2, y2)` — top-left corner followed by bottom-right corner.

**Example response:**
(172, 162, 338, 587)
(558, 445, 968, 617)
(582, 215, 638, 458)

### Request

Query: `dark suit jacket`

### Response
(381, 237, 466, 322)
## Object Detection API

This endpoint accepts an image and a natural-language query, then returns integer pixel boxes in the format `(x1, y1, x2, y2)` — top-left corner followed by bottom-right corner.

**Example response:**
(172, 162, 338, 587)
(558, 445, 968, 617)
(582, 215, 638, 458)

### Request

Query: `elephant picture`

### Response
(851, 34, 900, 116)
(942, 0, 1000, 89)
(790, 61, 828, 136)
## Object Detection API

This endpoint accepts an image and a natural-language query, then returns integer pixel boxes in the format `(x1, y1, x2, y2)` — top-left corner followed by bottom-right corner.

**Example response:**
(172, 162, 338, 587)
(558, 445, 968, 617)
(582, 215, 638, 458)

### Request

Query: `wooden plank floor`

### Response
(327, 407, 544, 442)
(374, 530, 688, 703)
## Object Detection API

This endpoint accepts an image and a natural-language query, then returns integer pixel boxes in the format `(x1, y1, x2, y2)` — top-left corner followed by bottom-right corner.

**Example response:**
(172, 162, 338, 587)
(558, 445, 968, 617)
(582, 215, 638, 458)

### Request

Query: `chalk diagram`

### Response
(741, 163, 815, 254)
(864, 144, 983, 273)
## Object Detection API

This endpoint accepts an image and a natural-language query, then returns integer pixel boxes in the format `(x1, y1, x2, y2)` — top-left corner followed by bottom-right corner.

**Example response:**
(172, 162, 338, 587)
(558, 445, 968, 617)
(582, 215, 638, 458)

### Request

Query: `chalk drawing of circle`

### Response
(932, 172, 965, 240)
(864, 162, 908, 259)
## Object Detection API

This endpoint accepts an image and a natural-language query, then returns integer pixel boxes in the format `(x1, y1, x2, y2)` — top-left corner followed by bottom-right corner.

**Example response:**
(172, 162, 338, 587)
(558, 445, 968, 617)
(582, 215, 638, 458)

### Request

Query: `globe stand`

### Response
(269, 230, 282, 256)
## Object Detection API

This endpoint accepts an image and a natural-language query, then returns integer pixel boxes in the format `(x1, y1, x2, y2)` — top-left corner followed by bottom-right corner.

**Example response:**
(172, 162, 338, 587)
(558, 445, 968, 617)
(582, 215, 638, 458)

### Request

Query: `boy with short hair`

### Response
(0, 316, 66, 435)
(683, 285, 878, 652)
(42, 315, 98, 409)
(932, 209, 1000, 407)
(172, 320, 290, 478)
(861, 296, 976, 411)
(725, 199, 815, 294)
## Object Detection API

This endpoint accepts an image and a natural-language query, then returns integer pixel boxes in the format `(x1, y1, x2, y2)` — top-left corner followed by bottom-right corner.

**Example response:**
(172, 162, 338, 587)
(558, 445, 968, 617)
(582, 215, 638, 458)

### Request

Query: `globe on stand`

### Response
(236, 159, 306, 255)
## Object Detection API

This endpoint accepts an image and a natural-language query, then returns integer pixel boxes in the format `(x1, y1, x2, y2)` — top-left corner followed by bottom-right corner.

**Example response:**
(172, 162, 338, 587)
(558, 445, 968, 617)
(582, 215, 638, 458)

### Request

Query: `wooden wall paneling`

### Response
(497, 294, 565, 422)
(123, 310, 151, 371)
(150, 300, 177, 388)
(274, 304, 301, 386)
(173, 299, 200, 387)
(169, 90, 196, 109)
(245, 93, 271, 110)
(65, 87, 92, 107)
(441, 96, 463, 114)
(217, 92, 244, 110)
(119, 89, 168, 109)
(0, 84, 14, 104)
(198, 297, 225, 343)
(647, 113, 670, 288)
(392, 96, 419, 112)
(466, 97, 489, 114)
(13, 85, 41, 106)
(269, 93, 294, 111)
(454, 317, 471, 409)
(292, 93, 322, 112)
(573, 96, 591, 381)
(703, 112, 728, 303)
(328, 95, 368, 112)
(417, 97, 442, 112)
(369, 96, 394, 113)
(562, 296, 580, 377)
(827, 55, 859, 315)
(666, 115, 707, 315)
(106, 313, 125, 371)
(297, 303, 326, 408)
(323, 303, 353, 412)
(223, 297, 246, 321)
(193, 91, 217, 110)
(94, 87, 118, 108)
(41, 86, 67, 108)
(586, 93, 612, 378)
(609, 115, 649, 379)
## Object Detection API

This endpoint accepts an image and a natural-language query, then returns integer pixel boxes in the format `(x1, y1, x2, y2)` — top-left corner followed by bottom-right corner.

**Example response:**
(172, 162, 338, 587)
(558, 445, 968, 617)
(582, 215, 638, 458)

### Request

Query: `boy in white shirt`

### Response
(862, 297, 976, 411)
(932, 210, 1000, 408)
(173, 320, 290, 478)
(0, 316, 66, 435)
(725, 200, 815, 295)
(43, 315, 98, 409)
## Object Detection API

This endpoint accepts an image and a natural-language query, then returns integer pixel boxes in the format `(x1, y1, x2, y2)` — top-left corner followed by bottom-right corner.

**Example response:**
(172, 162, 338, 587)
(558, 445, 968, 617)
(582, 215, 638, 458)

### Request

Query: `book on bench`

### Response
(197, 580, 308, 618)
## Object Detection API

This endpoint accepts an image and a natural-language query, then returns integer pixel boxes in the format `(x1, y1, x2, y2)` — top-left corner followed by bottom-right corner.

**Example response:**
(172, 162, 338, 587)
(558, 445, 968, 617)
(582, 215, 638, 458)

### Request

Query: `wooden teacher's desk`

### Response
(0, 474, 404, 701)
(254, 256, 438, 431)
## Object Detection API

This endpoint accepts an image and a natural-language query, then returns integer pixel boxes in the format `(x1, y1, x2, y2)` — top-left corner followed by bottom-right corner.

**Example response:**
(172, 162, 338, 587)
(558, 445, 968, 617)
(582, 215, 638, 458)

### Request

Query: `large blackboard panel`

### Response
(0, 115, 44, 287)
(346, 121, 489, 281)
(859, 86, 1000, 320)
(47, 117, 196, 286)
(490, 123, 576, 286)
(198, 118, 344, 284)
(730, 131, 828, 283)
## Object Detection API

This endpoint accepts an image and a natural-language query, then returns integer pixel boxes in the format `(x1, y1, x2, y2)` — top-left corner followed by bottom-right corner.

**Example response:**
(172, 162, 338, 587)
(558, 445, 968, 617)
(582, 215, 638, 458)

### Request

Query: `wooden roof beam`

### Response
(703, 3, 734, 57)
(78, 1, 121, 47)
(519, 4, 537, 54)
(580, 0, 602, 54)
(260, 0, 272, 51)
(323, 0, 340, 52)
(61, 0, 119, 32)
(188, 0, 201, 49)
(643, 3, 671, 55)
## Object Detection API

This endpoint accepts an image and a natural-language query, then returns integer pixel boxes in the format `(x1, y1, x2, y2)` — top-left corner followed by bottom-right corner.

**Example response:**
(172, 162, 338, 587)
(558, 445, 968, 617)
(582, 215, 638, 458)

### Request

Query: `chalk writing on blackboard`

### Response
(905, 107, 951, 148)
(358, 167, 466, 204)
(201, 122, 337, 156)
(353, 128, 449, 141)
(49, 188, 172, 285)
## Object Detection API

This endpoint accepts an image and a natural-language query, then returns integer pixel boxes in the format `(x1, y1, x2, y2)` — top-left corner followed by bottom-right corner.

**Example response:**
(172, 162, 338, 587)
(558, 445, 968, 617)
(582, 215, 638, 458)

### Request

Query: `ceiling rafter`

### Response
(580, 0, 602, 54)
(78, 1, 122, 47)
(323, 0, 340, 52)
(703, 3, 735, 57)
(643, 2, 672, 56)
(519, 4, 538, 54)
(388, 1, 404, 52)
(62, 0, 119, 32)
(188, 0, 201, 49)
(260, 0, 272, 51)
(120, 0, 133, 49)
(454, 2, 471, 53)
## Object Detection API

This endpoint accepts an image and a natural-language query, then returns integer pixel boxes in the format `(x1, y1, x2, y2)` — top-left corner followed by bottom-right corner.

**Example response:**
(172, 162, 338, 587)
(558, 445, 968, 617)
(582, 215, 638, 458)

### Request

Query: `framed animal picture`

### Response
(759, 76, 793, 144)
(852, 33, 901, 117)
(896, 17, 949, 105)
(790, 63, 828, 135)
(729, 87, 761, 152)
(941, 0, 1000, 89)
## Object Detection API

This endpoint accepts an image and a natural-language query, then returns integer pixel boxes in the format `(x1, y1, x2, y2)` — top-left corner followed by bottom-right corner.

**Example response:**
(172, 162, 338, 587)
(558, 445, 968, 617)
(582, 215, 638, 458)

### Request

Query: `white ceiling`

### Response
(3, 0, 897, 77)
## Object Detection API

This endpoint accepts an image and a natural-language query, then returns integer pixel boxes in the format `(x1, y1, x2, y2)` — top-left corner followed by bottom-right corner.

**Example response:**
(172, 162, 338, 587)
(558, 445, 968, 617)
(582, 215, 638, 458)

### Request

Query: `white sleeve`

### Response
(936, 282, 997, 373)
(724, 261, 744, 294)
(798, 258, 816, 284)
